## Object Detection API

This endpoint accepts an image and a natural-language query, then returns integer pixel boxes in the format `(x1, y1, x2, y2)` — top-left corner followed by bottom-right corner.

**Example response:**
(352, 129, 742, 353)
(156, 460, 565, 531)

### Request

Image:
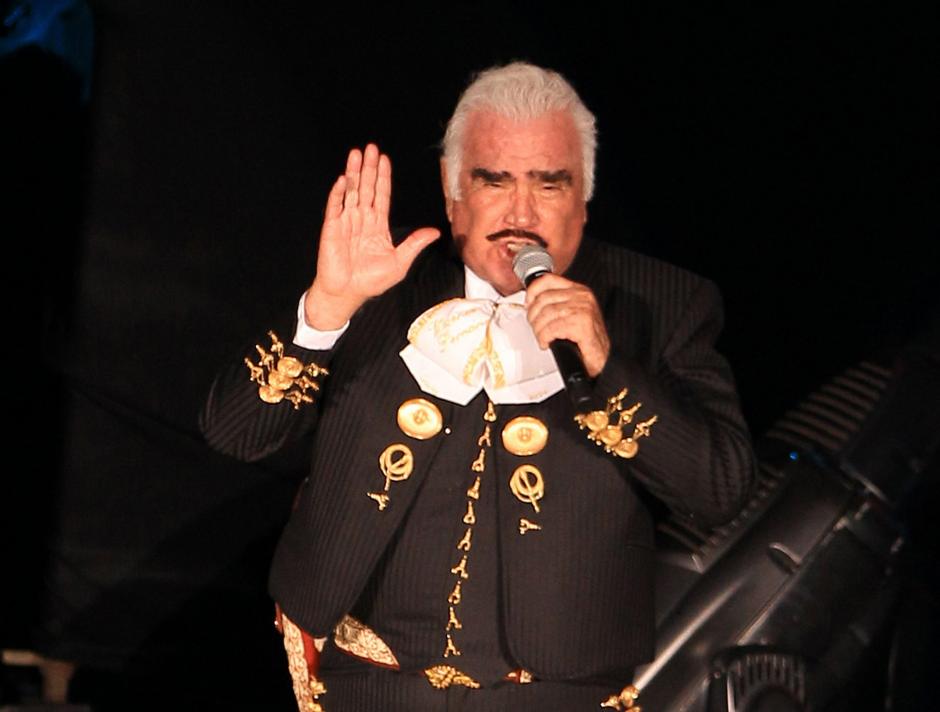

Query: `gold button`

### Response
(258, 385, 285, 403)
(397, 398, 443, 440)
(267, 370, 294, 390)
(501, 416, 549, 456)
(612, 438, 639, 459)
(277, 356, 304, 377)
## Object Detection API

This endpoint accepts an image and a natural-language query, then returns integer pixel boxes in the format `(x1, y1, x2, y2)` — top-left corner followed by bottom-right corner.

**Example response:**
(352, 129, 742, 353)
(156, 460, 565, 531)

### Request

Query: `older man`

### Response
(202, 62, 754, 711)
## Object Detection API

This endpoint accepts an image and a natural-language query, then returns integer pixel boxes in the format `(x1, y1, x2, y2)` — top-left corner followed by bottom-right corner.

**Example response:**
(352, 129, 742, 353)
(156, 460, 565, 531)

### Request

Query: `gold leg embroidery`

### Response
(425, 665, 480, 689)
(518, 518, 542, 535)
(439, 401, 496, 663)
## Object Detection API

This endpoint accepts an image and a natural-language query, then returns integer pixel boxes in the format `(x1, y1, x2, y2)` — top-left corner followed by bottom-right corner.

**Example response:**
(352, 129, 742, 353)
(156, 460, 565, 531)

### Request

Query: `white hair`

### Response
(442, 62, 597, 201)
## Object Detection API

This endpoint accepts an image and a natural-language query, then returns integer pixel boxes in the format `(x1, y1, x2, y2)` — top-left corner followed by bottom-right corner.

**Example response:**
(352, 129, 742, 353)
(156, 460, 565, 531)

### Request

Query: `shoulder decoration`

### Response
(244, 331, 328, 409)
(574, 388, 658, 459)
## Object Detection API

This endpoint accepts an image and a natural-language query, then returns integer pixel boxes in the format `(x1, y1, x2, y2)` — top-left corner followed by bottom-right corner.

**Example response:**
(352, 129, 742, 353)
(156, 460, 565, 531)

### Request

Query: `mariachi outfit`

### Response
(201, 238, 754, 711)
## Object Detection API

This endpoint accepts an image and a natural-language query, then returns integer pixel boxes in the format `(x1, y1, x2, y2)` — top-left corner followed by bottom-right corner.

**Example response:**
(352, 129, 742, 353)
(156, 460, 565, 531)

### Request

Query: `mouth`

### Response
(486, 229, 548, 257)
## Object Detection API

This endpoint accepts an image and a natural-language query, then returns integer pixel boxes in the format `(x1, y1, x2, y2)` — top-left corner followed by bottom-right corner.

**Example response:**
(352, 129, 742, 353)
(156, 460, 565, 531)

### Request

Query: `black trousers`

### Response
(315, 666, 615, 712)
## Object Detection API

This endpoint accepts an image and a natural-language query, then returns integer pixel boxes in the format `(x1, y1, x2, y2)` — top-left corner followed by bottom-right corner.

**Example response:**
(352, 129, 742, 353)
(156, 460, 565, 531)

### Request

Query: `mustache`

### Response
(485, 229, 548, 248)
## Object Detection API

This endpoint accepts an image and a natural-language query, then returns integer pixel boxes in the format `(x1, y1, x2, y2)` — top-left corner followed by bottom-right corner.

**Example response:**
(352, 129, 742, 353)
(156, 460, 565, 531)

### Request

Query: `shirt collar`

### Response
(463, 266, 526, 305)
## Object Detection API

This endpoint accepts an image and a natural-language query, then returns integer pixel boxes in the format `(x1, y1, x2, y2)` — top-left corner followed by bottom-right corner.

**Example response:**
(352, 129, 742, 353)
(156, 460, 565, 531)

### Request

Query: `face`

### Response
(443, 110, 588, 296)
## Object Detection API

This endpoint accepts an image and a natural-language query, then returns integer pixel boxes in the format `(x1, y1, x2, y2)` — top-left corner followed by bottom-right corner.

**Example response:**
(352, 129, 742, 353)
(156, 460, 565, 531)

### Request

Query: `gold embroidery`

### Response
(448, 581, 463, 606)
(470, 448, 486, 472)
(509, 464, 545, 513)
(518, 518, 542, 535)
(466, 476, 481, 500)
(600, 685, 642, 710)
(477, 424, 492, 448)
(246, 331, 328, 410)
(443, 634, 461, 658)
(462, 501, 476, 525)
(450, 556, 469, 579)
(424, 665, 480, 689)
(368, 444, 414, 510)
(280, 612, 326, 712)
(446, 606, 463, 631)
(575, 389, 658, 460)
(456, 527, 472, 551)
(484, 401, 497, 422)
(333, 615, 399, 668)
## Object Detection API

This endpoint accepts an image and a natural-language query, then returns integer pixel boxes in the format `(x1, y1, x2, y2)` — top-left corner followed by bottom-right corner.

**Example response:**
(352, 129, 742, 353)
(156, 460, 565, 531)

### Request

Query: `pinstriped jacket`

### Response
(200, 237, 754, 679)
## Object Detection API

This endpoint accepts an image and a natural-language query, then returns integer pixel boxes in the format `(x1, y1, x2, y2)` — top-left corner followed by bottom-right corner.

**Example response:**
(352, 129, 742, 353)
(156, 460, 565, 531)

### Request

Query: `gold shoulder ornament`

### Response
(574, 388, 658, 459)
(244, 331, 328, 409)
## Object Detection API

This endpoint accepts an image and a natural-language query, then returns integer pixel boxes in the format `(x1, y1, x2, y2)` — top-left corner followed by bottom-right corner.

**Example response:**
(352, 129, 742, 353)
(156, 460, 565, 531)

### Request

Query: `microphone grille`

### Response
(512, 244, 554, 284)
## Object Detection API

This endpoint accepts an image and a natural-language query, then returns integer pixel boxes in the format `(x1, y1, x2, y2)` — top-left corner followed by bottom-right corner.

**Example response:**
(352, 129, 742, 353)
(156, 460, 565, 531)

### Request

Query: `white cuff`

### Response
(293, 292, 350, 350)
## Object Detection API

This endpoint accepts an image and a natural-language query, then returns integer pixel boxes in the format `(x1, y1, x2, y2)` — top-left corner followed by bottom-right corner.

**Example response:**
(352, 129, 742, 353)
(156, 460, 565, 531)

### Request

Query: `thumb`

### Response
(395, 227, 442, 269)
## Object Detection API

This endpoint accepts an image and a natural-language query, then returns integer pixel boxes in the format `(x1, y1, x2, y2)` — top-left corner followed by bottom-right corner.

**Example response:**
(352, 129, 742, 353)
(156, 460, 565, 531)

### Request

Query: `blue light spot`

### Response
(789, 451, 799, 461)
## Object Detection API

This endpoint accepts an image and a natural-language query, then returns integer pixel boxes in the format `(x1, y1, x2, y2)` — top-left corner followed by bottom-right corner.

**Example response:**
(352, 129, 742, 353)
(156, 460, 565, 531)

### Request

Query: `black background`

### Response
(3, 1, 937, 709)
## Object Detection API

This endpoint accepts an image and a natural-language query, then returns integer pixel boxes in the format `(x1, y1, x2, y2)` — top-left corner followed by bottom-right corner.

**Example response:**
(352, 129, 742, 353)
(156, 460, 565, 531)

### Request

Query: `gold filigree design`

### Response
(575, 389, 658, 459)
(367, 444, 414, 510)
(424, 665, 480, 689)
(600, 684, 642, 710)
(332, 615, 399, 668)
(246, 331, 328, 410)
(518, 518, 542, 535)
(509, 464, 545, 513)
(280, 612, 326, 712)
(443, 634, 461, 658)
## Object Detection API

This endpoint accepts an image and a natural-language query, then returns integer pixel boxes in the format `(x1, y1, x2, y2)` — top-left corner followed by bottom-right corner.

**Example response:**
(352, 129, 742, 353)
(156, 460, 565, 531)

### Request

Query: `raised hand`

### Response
(304, 144, 440, 329)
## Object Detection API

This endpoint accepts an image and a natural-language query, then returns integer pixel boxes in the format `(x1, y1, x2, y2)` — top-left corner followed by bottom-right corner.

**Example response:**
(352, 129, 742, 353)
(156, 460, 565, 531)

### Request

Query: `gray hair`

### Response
(442, 62, 597, 201)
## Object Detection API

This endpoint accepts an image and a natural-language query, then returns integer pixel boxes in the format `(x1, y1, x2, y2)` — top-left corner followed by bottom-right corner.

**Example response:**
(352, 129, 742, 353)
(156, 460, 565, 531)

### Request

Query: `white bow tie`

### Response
(399, 297, 564, 405)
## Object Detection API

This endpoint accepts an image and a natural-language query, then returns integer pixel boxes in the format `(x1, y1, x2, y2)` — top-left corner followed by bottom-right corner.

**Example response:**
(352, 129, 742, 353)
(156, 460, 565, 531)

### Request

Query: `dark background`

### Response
(3, 1, 937, 709)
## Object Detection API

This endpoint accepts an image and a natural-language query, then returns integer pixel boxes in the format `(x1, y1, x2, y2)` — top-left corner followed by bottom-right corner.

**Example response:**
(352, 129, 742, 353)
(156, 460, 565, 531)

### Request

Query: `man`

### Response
(201, 62, 754, 711)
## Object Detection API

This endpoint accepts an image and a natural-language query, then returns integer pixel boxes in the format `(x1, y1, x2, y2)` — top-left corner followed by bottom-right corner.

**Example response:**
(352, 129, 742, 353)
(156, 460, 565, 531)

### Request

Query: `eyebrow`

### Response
(470, 168, 573, 185)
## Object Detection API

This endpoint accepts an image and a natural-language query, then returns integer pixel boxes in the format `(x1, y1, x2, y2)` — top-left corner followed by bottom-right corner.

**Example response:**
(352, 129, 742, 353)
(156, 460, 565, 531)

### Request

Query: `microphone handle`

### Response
(549, 338, 594, 409)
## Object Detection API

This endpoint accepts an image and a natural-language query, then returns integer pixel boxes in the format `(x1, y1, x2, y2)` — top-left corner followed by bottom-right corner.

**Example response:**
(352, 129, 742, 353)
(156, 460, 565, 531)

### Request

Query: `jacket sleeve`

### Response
(585, 278, 755, 528)
(199, 320, 334, 462)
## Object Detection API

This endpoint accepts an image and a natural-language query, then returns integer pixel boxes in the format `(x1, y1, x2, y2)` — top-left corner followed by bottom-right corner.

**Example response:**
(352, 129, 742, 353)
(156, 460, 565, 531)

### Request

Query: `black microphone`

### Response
(512, 244, 593, 408)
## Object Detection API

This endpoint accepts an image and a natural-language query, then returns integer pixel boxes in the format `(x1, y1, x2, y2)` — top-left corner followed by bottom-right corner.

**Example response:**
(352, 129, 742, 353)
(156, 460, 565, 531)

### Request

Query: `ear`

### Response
(440, 158, 454, 223)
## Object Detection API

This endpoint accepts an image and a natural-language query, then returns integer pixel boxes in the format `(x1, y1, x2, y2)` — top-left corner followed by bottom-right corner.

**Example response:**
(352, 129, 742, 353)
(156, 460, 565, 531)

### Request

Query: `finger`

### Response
(395, 227, 441, 271)
(344, 148, 362, 208)
(374, 153, 392, 218)
(324, 175, 347, 220)
(358, 143, 380, 208)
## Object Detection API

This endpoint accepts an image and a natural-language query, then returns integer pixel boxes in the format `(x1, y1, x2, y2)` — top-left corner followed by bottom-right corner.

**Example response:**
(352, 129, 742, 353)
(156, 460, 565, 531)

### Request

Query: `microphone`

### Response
(512, 244, 593, 408)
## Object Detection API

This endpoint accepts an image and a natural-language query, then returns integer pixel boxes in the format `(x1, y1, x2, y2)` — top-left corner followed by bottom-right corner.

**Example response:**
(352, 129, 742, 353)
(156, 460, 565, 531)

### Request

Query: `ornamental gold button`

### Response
(597, 425, 623, 447)
(501, 416, 548, 456)
(582, 411, 609, 432)
(276, 356, 304, 377)
(267, 370, 295, 390)
(397, 398, 443, 440)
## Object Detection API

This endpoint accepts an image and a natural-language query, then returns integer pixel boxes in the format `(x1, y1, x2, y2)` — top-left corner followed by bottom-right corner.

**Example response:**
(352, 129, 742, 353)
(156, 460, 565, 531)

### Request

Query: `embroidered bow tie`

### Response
(399, 297, 564, 405)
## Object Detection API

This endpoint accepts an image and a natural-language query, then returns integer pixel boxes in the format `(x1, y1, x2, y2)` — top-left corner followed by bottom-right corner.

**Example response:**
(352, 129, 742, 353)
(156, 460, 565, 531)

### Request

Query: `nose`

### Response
(504, 186, 538, 228)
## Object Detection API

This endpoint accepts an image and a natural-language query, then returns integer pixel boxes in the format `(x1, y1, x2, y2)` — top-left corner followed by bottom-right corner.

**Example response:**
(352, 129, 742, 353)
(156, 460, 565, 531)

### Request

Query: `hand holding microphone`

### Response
(512, 244, 610, 408)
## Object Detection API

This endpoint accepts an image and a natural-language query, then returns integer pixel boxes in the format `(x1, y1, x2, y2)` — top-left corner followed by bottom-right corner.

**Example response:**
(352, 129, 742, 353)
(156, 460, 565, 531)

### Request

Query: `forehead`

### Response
(461, 110, 582, 178)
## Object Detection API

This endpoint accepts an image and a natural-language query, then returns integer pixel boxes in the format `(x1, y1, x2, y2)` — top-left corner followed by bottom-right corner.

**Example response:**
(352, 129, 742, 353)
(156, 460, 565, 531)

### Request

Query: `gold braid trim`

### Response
(332, 615, 400, 668)
(245, 331, 328, 409)
(280, 613, 326, 712)
(424, 665, 481, 689)
(574, 388, 658, 459)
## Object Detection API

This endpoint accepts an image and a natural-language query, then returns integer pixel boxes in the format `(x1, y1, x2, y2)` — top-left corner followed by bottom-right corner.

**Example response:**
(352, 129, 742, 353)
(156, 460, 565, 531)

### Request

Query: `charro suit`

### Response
(201, 236, 753, 686)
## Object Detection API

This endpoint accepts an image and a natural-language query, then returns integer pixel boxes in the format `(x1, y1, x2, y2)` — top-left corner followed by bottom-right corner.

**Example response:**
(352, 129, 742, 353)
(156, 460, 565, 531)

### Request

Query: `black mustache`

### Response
(485, 229, 548, 248)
